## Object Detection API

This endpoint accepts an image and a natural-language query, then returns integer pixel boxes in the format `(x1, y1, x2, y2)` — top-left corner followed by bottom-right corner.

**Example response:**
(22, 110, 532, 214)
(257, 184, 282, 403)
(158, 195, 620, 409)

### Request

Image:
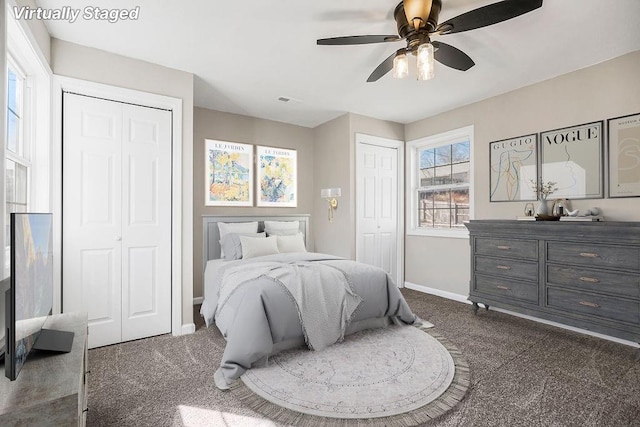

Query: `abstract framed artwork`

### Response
(540, 121, 604, 199)
(256, 145, 297, 207)
(489, 133, 538, 202)
(205, 139, 253, 206)
(608, 113, 640, 198)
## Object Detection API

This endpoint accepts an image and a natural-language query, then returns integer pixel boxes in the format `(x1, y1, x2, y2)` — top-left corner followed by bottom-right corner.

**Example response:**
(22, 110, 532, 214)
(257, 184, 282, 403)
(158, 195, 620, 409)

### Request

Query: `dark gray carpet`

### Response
(87, 289, 640, 426)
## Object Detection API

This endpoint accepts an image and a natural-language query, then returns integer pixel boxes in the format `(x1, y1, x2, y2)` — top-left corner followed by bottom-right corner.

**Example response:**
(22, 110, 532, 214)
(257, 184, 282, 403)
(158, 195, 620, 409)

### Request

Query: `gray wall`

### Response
(312, 113, 404, 259)
(51, 39, 195, 326)
(404, 51, 640, 296)
(312, 114, 351, 258)
(193, 107, 315, 298)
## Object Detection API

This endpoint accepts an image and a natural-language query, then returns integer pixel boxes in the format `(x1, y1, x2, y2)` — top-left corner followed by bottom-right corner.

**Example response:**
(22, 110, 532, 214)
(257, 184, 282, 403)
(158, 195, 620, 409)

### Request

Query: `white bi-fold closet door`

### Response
(62, 92, 172, 349)
(356, 142, 399, 283)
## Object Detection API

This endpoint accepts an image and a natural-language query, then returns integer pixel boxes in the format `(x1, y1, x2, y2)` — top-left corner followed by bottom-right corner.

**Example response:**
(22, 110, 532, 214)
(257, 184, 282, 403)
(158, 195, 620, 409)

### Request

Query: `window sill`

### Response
(406, 227, 469, 239)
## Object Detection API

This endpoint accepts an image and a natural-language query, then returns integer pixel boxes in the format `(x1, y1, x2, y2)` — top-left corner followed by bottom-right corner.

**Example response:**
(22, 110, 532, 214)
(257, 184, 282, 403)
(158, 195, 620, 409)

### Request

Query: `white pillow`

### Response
(220, 232, 266, 260)
(277, 233, 307, 253)
(240, 235, 279, 259)
(218, 222, 258, 257)
(264, 220, 300, 236)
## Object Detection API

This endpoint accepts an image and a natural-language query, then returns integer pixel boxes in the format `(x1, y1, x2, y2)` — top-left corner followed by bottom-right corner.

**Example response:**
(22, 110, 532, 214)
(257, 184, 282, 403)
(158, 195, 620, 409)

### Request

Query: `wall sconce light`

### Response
(321, 188, 341, 223)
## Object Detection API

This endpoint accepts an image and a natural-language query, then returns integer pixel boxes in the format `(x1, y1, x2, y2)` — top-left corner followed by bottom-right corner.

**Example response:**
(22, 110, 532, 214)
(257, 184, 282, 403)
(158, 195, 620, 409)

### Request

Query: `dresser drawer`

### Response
(475, 237, 537, 260)
(547, 288, 640, 325)
(475, 255, 538, 280)
(547, 242, 640, 271)
(547, 264, 640, 298)
(474, 274, 538, 304)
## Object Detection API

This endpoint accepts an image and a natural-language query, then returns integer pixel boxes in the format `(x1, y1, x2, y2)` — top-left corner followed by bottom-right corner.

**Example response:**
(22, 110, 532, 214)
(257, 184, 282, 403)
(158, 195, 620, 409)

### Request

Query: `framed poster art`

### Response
(205, 139, 253, 206)
(489, 133, 538, 202)
(256, 145, 297, 207)
(540, 121, 604, 199)
(608, 112, 640, 198)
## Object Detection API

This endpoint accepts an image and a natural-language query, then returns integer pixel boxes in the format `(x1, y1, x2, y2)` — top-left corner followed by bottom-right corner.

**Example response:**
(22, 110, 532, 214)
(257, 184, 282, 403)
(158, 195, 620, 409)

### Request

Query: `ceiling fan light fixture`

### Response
(392, 52, 409, 79)
(404, 0, 433, 30)
(416, 42, 435, 81)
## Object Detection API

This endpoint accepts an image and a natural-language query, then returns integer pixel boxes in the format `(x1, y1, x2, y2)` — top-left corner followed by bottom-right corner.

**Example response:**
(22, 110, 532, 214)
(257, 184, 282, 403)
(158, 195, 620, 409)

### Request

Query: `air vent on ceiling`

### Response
(277, 96, 302, 104)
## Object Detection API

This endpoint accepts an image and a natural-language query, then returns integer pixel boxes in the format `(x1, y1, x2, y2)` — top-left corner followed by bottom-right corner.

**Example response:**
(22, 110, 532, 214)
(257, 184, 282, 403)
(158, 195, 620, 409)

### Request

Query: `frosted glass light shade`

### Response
(392, 53, 409, 79)
(321, 188, 341, 198)
(417, 42, 435, 81)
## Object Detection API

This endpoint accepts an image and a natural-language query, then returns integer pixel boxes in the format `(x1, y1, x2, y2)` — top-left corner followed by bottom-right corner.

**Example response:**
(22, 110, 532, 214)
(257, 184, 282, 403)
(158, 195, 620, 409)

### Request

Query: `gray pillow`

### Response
(220, 232, 266, 260)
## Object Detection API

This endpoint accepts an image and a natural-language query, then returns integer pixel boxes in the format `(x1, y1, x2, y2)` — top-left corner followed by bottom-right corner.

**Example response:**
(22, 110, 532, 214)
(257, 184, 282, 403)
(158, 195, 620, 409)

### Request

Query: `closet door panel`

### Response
(121, 105, 172, 342)
(62, 93, 123, 349)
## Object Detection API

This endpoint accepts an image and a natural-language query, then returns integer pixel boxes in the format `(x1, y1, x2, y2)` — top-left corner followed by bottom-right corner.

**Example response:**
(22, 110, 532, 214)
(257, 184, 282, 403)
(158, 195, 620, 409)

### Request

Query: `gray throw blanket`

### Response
(215, 260, 363, 351)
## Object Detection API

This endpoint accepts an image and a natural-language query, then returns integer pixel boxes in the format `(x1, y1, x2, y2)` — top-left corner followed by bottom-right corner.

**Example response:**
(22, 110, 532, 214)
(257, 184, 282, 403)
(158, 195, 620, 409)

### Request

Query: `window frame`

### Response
(407, 125, 474, 238)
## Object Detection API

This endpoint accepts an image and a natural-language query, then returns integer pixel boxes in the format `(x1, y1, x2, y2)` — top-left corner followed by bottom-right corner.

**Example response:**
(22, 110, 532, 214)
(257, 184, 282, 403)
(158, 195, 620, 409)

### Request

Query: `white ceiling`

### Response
(37, 0, 640, 128)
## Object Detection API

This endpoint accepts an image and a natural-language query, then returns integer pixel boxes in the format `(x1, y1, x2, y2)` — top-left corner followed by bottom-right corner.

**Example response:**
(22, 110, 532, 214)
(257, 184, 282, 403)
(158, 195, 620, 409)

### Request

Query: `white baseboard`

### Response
(404, 282, 469, 304)
(181, 323, 196, 335)
(404, 281, 640, 349)
(193, 297, 203, 305)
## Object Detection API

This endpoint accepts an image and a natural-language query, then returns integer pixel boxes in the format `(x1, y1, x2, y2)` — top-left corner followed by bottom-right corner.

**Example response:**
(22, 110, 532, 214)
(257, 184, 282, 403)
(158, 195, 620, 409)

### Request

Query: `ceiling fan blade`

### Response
(317, 35, 402, 45)
(436, 0, 542, 35)
(432, 41, 475, 71)
(367, 50, 401, 82)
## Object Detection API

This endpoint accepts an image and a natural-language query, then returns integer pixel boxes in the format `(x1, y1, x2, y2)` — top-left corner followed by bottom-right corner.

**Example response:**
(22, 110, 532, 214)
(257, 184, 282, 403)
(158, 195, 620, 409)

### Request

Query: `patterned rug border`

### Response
(230, 326, 471, 427)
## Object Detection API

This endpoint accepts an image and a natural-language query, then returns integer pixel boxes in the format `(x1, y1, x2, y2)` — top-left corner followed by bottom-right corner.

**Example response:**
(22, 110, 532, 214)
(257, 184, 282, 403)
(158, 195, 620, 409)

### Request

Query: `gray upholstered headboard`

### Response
(202, 214, 310, 266)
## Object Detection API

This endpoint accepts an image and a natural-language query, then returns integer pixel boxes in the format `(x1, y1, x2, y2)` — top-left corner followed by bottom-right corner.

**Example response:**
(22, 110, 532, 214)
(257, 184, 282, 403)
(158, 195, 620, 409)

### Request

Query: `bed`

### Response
(200, 215, 418, 390)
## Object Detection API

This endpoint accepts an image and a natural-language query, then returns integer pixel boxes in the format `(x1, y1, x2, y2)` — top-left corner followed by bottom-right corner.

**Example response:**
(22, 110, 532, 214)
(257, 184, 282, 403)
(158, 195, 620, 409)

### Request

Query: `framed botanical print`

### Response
(205, 139, 253, 206)
(608, 113, 640, 198)
(489, 133, 538, 202)
(256, 146, 297, 207)
(540, 121, 604, 199)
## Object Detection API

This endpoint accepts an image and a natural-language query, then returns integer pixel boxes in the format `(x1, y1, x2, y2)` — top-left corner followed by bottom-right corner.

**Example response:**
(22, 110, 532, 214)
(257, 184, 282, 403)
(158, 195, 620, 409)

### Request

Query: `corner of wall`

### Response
(13, 0, 52, 66)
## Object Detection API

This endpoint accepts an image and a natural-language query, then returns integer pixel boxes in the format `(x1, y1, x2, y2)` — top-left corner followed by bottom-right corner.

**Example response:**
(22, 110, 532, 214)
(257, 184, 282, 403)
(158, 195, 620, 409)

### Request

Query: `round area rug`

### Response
(231, 325, 470, 426)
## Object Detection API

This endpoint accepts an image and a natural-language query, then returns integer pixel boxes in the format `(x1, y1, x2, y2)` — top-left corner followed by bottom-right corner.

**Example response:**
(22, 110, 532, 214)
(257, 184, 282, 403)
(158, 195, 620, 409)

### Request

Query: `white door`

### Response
(356, 141, 399, 285)
(62, 93, 172, 348)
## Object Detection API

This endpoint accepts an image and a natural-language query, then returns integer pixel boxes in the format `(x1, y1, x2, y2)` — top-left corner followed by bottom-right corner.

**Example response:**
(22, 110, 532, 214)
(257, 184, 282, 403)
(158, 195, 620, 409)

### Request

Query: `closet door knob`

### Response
(115, 236, 122, 241)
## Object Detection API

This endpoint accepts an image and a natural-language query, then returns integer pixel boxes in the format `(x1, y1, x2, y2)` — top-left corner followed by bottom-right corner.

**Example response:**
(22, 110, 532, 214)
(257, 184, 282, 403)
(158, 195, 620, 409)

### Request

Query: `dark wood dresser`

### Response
(466, 220, 640, 344)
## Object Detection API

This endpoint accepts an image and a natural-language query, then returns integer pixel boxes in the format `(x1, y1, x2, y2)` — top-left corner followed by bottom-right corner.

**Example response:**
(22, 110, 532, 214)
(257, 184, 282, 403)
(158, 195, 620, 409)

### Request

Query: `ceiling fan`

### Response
(317, 0, 543, 82)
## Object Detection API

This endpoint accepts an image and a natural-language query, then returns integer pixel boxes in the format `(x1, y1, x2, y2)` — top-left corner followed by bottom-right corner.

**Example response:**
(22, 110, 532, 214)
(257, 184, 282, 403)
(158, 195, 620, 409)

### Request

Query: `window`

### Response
(3, 13, 52, 278)
(6, 64, 30, 217)
(5, 61, 32, 270)
(407, 126, 474, 237)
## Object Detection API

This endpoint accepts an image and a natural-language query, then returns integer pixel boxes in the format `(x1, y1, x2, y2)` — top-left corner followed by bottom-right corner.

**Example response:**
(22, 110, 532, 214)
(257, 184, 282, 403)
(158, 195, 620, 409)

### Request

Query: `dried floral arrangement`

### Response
(529, 179, 558, 199)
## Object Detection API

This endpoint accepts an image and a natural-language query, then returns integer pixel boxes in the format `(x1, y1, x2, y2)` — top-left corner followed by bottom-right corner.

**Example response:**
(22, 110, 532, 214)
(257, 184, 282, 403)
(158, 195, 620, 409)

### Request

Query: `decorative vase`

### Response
(536, 199, 549, 216)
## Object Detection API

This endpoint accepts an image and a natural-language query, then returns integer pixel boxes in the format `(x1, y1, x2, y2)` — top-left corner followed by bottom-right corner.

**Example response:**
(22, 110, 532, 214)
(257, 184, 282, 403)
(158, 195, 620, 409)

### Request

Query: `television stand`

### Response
(33, 329, 75, 353)
(0, 312, 88, 426)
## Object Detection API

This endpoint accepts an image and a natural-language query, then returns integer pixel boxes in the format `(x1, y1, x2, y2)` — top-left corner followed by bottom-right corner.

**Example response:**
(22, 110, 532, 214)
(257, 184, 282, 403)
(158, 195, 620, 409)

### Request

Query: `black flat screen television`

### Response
(4, 213, 74, 381)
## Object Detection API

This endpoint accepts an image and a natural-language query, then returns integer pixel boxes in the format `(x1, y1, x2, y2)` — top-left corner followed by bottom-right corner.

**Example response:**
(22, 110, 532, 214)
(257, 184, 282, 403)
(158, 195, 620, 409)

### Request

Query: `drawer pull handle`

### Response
(496, 265, 511, 270)
(579, 252, 599, 258)
(497, 245, 511, 250)
(579, 301, 600, 308)
(579, 276, 600, 283)
(496, 285, 511, 291)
